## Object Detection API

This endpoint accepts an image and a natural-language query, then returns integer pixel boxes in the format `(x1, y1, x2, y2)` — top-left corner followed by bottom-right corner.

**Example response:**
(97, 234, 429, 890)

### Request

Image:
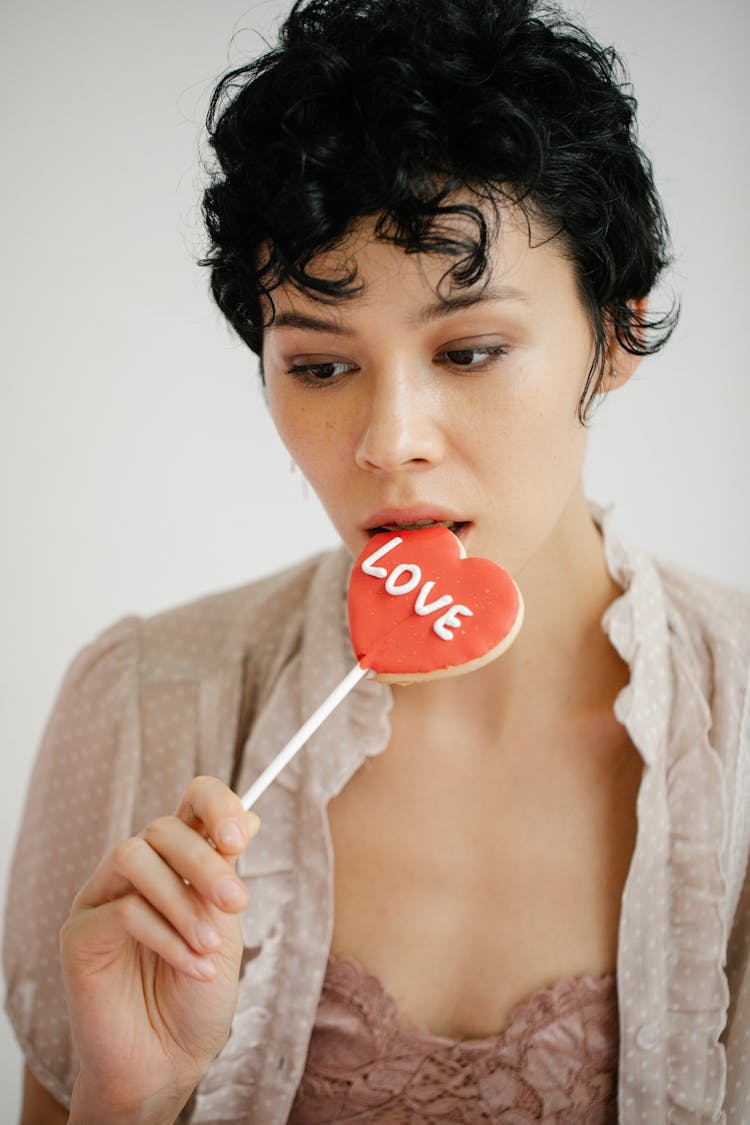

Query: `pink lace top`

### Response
(288, 954, 619, 1123)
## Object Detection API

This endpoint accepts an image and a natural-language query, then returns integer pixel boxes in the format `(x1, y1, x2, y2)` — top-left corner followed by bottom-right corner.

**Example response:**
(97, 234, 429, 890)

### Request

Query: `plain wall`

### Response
(1, 0, 748, 1115)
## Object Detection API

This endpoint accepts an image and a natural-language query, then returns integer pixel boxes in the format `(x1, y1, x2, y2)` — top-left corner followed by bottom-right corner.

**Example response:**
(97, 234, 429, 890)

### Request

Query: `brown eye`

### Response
(303, 363, 339, 380)
(437, 345, 509, 370)
(287, 361, 357, 385)
(446, 349, 477, 366)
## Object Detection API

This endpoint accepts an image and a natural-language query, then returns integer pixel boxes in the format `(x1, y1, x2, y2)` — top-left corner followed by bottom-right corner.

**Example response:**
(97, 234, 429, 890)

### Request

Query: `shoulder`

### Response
(72, 547, 348, 692)
(654, 558, 750, 676)
(650, 559, 750, 777)
(598, 503, 748, 672)
(34, 545, 351, 813)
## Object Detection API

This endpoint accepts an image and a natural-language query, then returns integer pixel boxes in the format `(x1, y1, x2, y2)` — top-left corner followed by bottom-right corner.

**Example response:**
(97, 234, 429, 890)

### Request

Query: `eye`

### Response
(435, 344, 509, 370)
(286, 360, 358, 386)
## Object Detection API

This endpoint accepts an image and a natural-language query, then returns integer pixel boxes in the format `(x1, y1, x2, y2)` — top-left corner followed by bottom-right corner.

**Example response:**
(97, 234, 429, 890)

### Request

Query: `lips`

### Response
(372, 518, 469, 537)
(363, 507, 472, 541)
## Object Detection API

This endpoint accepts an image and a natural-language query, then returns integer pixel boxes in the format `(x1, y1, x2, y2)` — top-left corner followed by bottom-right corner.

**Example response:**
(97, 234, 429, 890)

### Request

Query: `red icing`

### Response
(348, 527, 522, 676)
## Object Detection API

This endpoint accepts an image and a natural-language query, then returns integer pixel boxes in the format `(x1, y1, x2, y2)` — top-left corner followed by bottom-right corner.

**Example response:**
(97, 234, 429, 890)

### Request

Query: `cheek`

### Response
(266, 379, 309, 455)
(470, 364, 583, 463)
(266, 384, 348, 485)
(467, 376, 587, 524)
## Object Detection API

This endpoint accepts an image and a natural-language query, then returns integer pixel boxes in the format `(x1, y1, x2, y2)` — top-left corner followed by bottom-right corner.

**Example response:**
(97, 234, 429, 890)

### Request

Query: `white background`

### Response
(1, 0, 748, 1115)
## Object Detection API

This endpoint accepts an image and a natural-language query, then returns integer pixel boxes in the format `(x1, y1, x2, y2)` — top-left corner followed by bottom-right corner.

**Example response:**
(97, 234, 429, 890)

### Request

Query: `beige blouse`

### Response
(4, 506, 750, 1123)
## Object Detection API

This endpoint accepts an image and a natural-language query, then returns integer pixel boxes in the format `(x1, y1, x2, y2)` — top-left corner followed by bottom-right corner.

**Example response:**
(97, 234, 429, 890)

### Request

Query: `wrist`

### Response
(68, 1072, 198, 1125)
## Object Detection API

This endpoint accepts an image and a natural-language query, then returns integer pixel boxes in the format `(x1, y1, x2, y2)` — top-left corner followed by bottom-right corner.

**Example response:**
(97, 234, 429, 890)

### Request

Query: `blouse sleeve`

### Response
(3, 615, 142, 1109)
(1, 561, 316, 1114)
(725, 873, 750, 1122)
(724, 663, 750, 1123)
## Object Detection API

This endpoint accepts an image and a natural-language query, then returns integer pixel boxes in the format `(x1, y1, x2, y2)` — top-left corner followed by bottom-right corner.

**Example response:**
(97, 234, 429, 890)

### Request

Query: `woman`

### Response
(6, 0, 749, 1120)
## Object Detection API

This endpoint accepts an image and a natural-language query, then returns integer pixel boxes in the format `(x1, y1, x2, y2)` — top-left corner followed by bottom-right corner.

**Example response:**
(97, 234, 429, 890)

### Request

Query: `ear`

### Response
(597, 297, 648, 394)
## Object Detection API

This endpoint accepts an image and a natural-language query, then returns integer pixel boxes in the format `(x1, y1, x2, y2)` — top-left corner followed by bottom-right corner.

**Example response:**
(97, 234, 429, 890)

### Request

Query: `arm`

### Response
(20, 1066, 67, 1125)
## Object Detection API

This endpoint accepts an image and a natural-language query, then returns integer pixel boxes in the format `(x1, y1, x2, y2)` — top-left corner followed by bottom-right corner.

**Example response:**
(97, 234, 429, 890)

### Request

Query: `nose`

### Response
(354, 367, 445, 473)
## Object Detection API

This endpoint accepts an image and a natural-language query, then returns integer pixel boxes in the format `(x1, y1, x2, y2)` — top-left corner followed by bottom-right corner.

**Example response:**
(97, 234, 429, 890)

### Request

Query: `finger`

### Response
(63, 893, 218, 982)
(108, 836, 226, 953)
(73, 848, 136, 914)
(73, 822, 248, 927)
(141, 815, 249, 913)
(176, 775, 261, 856)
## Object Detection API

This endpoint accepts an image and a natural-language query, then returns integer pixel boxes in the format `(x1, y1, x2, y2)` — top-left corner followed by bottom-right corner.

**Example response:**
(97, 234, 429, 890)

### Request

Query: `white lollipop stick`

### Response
(240, 662, 369, 810)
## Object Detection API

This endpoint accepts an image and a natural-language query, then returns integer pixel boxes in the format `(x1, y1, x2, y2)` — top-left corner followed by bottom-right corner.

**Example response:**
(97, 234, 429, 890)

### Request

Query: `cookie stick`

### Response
(240, 662, 369, 810)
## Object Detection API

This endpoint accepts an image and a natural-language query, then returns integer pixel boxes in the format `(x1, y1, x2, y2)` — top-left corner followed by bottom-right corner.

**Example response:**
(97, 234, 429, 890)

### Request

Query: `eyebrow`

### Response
(271, 310, 356, 335)
(410, 286, 528, 325)
(270, 286, 527, 335)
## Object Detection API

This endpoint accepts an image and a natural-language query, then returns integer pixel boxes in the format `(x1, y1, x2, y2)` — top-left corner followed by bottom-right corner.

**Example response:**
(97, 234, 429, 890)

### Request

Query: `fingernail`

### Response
(245, 811, 262, 837)
(195, 921, 221, 950)
(217, 821, 244, 850)
(217, 876, 246, 908)
(192, 956, 216, 980)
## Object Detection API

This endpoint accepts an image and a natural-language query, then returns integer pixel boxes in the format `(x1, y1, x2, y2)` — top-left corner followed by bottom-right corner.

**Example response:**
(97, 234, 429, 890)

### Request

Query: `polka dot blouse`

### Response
(4, 505, 750, 1123)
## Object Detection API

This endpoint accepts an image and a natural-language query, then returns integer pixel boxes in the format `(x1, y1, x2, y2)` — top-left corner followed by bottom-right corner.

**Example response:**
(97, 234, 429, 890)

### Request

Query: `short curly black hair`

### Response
(201, 0, 678, 419)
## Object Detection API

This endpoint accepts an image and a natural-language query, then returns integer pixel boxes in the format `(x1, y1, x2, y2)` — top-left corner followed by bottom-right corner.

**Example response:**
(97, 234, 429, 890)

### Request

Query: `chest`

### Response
(327, 710, 643, 1039)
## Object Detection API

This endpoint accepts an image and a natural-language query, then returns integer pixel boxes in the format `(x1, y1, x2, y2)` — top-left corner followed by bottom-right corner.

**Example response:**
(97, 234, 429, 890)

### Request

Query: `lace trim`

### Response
(289, 954, 619, 1123)
(326, 952, 616, 1046)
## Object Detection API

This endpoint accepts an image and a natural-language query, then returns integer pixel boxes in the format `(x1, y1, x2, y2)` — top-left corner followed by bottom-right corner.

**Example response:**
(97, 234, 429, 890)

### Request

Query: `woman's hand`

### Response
(59, 776, 260, 1125)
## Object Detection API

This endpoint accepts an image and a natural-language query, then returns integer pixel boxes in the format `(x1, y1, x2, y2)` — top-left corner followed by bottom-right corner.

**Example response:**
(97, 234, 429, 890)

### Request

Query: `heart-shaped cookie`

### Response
(348, 527, 523, 681)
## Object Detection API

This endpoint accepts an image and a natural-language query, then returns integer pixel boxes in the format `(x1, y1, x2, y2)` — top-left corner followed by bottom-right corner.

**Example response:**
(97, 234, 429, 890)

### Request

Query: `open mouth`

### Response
(367, 519, 471, 540)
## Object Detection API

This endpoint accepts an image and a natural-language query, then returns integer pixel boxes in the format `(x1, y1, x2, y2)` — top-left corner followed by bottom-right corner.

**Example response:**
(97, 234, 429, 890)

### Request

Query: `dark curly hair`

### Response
(201, 0, 678, 420)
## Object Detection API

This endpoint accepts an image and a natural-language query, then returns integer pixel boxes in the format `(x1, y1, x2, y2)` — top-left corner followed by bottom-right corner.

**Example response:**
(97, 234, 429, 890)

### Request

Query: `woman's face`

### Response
(262, 206, 601, 577)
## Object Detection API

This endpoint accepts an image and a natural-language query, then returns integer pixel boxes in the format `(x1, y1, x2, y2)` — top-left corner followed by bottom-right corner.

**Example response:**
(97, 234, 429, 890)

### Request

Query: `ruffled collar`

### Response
(592, 504, 730, 1120)
(596, 502, 673, 767)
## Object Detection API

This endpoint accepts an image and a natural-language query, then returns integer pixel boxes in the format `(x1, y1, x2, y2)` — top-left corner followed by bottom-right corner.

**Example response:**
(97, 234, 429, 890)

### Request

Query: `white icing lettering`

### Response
(360, 538, 476, 641)
(433, 604, 474, 640)
(361, 536, 403, 578)
(384, 563, 422, 595)
(413, 580, 453, 616)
